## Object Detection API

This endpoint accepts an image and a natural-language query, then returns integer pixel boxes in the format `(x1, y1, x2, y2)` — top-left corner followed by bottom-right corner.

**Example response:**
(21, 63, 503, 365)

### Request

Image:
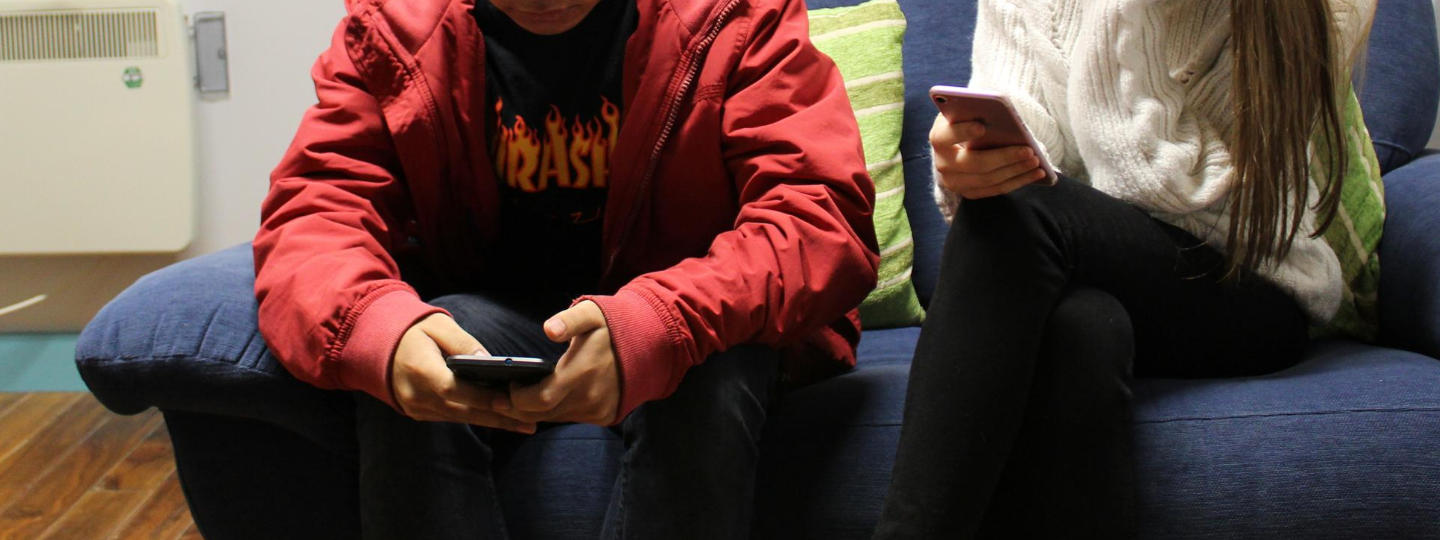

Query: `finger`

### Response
(930, 115, 986, 150)
(423, 315, 487, 356)
(543, 301, 605, 342)
(431, 400, 537, 434)
(438, 377, 510, 411)
(495, 407, 555, 425)
(975, 156, 1042, 188)
(962, 167, 1047, 200)
(955, 146, 1035, 175)
(510, 375, 574, 413)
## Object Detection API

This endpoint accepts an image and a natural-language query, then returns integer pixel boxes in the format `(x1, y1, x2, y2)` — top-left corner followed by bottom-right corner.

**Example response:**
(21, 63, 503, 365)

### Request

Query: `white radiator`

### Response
(0, 0, 194, 254)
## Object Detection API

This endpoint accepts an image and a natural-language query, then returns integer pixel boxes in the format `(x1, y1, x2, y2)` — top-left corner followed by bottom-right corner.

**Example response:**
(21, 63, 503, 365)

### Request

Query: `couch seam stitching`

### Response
(1137, 406, 1440, 425)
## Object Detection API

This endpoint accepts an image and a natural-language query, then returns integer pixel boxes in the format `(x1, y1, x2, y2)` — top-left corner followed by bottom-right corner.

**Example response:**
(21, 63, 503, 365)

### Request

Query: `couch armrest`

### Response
(1378, 152, 1440, 359)
(75, 243, 356, 448)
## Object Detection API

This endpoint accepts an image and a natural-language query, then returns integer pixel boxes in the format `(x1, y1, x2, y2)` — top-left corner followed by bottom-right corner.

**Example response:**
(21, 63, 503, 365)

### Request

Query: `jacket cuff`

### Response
(581, 288, 686, 423)
(336, 289, 446, 408)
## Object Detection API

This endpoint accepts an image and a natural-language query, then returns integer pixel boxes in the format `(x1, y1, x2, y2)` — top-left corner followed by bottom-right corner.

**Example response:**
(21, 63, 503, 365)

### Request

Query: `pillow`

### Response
(809, 0, 925, 329)
(1314, 86, 1385, 342)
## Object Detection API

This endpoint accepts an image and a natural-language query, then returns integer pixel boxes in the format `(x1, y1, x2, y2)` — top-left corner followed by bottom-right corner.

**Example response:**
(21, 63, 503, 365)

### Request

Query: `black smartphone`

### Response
(445, 355, 554, 386)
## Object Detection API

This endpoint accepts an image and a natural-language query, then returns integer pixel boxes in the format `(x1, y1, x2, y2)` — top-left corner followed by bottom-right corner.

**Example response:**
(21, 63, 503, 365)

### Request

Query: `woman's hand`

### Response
(931, 113, 1047, 199)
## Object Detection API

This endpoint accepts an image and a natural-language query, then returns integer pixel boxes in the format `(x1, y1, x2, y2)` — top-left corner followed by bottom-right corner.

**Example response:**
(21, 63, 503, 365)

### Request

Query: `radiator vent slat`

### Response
(0, 9, 159, 62)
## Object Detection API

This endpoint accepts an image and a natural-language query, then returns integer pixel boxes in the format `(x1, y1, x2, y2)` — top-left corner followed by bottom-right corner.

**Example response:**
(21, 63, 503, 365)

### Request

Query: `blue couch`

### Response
(77, 0, 1440, 538)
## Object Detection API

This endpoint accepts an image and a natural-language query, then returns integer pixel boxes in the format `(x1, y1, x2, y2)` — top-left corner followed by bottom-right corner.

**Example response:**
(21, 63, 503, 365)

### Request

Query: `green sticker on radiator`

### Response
(122, 66, 143, 89)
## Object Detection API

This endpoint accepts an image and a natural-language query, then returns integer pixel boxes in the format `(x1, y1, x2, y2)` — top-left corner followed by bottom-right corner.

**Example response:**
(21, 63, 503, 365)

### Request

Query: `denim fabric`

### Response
(1359, 0, 1440, 173)
(1378, 154, 1440, 360)
(74, 244, 359, 451)
(754, 329, 914, 539)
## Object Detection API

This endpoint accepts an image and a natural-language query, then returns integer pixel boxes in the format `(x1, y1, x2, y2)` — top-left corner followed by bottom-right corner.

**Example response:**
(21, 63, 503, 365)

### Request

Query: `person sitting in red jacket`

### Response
(252, 0, 879, 537)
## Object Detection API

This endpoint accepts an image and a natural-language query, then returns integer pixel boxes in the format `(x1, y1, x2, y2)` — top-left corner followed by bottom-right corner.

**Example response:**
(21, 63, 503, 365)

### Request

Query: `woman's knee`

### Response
(1037, 288, 1136, 396)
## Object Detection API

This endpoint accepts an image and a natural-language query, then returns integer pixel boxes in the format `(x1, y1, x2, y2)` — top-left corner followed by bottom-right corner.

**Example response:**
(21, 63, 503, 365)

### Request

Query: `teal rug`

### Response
(0, 333, 85, 392)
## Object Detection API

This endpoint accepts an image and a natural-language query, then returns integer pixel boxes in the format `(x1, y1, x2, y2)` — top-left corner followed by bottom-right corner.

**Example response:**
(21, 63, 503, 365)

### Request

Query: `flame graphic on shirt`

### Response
(492, 97, 621, 193)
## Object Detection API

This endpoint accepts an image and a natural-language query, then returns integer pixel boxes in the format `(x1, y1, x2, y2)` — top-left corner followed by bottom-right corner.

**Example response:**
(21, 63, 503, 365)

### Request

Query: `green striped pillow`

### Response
(810, 0, 924, 329)
(1313, 86, 1384, 341)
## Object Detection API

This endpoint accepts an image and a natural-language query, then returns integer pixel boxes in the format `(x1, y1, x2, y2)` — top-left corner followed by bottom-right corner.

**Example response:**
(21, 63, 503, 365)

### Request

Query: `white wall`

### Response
(182, 0, 346, 257)
(0, 0, 344, 331)
(1432, 0, 1440, 149)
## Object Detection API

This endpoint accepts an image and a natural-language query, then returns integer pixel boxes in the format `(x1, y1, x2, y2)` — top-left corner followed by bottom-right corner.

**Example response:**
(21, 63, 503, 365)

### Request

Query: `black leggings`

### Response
(872, 177, 1311, 539)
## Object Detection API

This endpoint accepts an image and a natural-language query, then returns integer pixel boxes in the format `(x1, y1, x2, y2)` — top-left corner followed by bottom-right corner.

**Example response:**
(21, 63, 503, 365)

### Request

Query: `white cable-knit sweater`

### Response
(937, 0, 1375, 322)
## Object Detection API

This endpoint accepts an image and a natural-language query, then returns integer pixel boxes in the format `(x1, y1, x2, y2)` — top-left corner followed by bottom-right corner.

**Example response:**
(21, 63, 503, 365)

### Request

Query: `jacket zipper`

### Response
(602, 0, 743, 281)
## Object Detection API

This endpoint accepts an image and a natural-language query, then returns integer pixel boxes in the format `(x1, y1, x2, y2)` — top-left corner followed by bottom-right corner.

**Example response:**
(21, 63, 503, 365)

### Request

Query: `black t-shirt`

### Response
(475, 0, 638, 308)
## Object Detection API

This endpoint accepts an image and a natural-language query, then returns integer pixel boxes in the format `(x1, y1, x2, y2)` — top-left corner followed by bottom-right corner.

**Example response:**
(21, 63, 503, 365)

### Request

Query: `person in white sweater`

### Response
(873, 0, 1376, 538)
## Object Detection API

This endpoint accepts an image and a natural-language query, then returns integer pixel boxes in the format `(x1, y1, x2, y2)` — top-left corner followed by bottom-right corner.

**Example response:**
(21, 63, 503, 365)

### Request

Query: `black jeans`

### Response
(355, 292, 780, 540)
(872, 177, 1310, 539)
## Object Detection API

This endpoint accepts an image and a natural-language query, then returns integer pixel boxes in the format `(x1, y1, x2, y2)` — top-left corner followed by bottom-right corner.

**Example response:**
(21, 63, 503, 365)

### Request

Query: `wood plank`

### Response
(177, 523, 203, 540)
(0, 410, 161, 540)
(0, 393, 103, 505)
(0, 393, 81, 468)
(111, 472, 194, 540)
(0, 393, 27, 420)
(35, 489, 145, 540)
(34, 419, 179, 540)
(98, 420, 174, 493)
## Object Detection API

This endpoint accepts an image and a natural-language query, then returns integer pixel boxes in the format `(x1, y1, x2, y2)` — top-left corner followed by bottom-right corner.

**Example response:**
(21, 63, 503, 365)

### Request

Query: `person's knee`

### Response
(624, 346, 778, 443)
(1037, 288, 1135, 408)
(948, 177, 1080, 254)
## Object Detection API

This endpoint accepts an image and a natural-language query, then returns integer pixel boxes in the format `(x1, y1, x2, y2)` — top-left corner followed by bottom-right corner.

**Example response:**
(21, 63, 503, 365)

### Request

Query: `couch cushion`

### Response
(752, 331, 1440, 539)
(1132, 340, 1440, 539)
(1379, 153, 1440, 360)
(1359, 0, 1440, 173)
(75, 243, 357, 448)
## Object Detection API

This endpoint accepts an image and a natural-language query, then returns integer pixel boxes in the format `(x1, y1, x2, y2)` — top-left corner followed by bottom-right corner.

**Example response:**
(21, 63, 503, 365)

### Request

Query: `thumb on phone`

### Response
(424, 315, 488, 356)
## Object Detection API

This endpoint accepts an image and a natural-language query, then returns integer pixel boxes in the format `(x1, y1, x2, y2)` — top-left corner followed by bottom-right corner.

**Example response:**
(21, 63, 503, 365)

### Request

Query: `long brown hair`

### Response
(1226, 0, 1349, 274)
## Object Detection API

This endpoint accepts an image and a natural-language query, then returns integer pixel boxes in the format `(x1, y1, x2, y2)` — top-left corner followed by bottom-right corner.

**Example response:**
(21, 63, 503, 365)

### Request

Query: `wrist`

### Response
(336, 289, 446, 408)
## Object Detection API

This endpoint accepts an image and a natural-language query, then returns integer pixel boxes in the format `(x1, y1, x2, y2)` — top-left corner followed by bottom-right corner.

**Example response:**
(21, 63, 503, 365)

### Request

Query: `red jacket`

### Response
(254, 0, 879, 421)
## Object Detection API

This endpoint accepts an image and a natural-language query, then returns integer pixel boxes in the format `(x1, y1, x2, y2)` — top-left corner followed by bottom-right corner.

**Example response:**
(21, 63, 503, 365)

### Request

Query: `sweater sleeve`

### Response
(935, 0, 1070, 222)
(1333, 0, 1377, 69)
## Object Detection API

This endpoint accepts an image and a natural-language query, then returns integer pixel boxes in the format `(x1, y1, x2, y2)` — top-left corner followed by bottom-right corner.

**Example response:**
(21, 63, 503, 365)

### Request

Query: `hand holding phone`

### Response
(390, 313, 537, 433)
(929, 86, 1056, 199)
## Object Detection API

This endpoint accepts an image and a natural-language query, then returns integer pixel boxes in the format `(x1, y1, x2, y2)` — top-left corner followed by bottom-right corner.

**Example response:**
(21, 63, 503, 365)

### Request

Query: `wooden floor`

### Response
(0, 392, 199, 540)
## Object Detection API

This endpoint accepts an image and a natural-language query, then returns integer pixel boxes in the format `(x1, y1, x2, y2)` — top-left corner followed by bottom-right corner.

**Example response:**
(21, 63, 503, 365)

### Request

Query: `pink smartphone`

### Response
(929, 85, 1058, 186)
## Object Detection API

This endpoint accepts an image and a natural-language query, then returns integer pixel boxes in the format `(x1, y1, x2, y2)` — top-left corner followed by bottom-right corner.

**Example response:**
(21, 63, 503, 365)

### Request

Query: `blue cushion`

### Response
(1379, 154, 1440, 360)
(1360, 0, 1440, 173)
(75, 244, 358, 448)
(1133, 341, 1440, 539)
